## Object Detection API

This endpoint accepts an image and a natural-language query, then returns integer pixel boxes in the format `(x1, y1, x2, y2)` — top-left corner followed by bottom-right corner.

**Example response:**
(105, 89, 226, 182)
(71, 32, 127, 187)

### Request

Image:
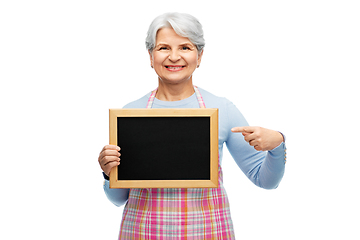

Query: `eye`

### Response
(181, 46, 191, 50)
(158, 46, 168, 50)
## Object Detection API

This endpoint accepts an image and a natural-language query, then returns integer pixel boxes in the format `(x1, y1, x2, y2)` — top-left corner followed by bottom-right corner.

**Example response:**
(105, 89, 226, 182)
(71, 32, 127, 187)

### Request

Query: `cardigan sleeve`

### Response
(103, 180, 130, 207)
(224, 100, 286, 189)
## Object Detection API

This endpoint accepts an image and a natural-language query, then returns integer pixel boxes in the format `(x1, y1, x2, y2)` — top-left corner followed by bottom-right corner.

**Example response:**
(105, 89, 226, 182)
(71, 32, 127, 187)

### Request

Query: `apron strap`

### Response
(146, 89, 157, 109)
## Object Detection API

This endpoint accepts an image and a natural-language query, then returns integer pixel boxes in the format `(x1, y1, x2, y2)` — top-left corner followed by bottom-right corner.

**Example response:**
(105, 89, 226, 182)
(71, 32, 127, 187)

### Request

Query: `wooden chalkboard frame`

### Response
(109, 108, 218, 188)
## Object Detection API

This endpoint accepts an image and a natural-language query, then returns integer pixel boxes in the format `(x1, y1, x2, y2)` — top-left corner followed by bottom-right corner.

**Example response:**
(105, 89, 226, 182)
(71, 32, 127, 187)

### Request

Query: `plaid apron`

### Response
(119, 86, 235, 239)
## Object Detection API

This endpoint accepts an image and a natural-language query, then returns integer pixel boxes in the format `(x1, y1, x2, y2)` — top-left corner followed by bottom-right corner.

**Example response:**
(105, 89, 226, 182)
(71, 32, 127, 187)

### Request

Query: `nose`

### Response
(168, 50, 181, 62)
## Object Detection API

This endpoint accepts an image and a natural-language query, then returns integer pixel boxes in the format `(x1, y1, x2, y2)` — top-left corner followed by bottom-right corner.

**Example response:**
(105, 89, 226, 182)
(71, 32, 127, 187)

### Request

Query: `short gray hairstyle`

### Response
(146, 12, 205, 55)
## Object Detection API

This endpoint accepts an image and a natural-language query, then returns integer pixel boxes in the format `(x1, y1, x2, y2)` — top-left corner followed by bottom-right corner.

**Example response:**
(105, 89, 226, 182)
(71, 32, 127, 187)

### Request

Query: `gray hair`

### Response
(146, 12, 205, 55)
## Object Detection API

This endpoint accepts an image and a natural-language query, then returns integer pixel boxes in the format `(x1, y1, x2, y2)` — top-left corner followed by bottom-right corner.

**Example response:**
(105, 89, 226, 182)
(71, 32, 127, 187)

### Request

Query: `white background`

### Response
(1, 0, 359, 239)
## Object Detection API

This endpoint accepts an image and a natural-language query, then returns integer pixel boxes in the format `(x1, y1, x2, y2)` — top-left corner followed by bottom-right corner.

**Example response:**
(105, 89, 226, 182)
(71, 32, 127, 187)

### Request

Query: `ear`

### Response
(148, 50, 154, 68)
(197, 50, 204, 67)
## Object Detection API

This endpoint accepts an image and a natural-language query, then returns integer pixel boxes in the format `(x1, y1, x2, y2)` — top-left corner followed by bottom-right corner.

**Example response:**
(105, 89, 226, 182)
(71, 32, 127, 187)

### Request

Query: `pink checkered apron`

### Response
(119, 86, 235, 239)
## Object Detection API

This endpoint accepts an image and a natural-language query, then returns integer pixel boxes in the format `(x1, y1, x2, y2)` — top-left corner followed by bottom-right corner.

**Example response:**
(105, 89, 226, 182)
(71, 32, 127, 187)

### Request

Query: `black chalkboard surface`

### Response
(109, 109, 218, 188)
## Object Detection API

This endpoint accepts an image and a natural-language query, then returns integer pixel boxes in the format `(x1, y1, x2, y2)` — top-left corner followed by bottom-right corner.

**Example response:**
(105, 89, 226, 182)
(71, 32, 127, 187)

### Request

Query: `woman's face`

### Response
(150, 27, 203, 85)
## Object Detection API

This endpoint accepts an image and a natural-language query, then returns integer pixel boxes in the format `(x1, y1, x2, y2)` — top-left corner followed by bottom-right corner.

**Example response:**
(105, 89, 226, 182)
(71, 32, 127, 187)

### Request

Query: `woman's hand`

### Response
(231, 126, 284, 151)
(98, 145, 121, 176)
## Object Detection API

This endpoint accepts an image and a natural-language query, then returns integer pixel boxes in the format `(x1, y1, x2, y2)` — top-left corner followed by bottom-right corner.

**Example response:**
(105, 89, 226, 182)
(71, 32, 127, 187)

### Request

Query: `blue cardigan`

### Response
(103, 87, 286, 206)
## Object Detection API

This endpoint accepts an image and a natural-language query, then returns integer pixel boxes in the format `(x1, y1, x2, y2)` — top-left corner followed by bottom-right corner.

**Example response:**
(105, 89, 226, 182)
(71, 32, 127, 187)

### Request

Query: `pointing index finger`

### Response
(231, 127, 254, 133)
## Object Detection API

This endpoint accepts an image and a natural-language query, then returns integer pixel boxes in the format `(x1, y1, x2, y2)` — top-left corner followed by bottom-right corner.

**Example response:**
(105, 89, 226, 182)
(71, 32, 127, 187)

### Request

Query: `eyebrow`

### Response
(155, 43, 169, 47)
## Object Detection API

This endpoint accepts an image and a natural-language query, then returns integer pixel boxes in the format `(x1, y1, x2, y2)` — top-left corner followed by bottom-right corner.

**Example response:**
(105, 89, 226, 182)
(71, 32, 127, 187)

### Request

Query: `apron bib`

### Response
(119, 86, 235, 239)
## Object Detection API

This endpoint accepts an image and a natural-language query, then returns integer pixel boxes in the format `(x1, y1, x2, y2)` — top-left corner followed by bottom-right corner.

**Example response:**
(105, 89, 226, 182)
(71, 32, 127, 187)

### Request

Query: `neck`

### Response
(156, 79, 195, 101)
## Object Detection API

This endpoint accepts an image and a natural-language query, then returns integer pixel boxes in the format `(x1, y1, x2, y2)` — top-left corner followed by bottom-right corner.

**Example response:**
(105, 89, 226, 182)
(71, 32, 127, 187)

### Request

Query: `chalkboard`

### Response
(109, 108, 218, 188)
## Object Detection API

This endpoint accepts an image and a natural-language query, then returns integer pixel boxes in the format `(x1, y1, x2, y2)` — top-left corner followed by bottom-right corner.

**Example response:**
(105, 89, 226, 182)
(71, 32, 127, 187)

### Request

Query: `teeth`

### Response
(166, 66, 183, 69)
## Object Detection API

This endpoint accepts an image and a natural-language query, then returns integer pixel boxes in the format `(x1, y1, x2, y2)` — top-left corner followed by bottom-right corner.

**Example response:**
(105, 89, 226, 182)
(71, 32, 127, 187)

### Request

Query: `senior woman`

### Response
(98, 12, 286, 239)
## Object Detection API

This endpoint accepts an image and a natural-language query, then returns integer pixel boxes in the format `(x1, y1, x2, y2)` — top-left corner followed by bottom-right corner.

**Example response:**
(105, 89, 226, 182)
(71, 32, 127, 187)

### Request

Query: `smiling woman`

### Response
(98, 12, 286, 239)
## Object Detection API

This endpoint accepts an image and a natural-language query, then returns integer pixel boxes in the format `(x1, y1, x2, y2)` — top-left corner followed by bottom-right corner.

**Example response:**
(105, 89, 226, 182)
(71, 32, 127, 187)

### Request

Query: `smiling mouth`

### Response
(165, 65, 185, 71)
